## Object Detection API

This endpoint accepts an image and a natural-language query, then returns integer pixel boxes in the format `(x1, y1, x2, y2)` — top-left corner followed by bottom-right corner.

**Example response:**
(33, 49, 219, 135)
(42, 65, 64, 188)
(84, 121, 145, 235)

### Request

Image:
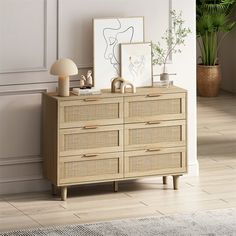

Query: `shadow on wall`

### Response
(219, 12, 236, 93)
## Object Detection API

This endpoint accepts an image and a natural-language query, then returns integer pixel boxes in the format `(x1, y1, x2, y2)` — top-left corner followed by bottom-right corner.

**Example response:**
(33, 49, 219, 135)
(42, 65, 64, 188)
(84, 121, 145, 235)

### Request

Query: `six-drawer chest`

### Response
(42, 86, 187, 201)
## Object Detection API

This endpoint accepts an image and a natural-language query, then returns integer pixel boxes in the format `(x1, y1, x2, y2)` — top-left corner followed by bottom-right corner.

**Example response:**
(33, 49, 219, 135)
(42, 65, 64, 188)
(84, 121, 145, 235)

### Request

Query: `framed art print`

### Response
(93, 17, 144, 89)
(120, 42, 152, 87)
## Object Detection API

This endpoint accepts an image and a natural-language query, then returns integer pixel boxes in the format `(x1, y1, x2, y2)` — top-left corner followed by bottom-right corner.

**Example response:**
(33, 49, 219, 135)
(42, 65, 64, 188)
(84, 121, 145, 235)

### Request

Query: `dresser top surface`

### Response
(46, 85, 187, 101)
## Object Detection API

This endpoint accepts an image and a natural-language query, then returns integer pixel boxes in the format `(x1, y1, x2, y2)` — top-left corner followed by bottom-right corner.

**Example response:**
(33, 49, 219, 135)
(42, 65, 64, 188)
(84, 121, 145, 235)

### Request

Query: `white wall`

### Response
(169, 0, 198, 175)
(0, 0, 197, 195)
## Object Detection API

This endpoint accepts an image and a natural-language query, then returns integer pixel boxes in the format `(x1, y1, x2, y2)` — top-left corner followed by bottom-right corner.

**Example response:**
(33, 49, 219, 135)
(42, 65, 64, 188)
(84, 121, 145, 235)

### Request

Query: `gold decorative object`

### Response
(120, 81, 136, 94)
(111, 77, 125, 93)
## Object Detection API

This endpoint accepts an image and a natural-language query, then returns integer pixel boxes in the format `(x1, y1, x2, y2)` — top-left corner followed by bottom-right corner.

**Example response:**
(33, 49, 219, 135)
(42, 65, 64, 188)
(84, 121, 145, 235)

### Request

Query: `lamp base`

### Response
(58, 76, 70, 97)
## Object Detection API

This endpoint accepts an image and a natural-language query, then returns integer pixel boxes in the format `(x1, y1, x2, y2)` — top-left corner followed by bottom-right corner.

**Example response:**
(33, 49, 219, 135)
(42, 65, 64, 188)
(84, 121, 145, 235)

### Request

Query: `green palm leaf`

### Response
(197, 0, 236, 65)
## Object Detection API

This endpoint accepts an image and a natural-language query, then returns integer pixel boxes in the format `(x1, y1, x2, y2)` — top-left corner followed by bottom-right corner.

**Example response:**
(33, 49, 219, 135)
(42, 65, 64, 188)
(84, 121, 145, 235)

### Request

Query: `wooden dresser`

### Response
(42, 86, 187, 200)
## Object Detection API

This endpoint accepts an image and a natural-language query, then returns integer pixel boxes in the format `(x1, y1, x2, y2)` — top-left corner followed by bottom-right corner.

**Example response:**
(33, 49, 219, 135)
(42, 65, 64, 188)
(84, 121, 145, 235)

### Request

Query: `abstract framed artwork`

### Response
(120, 42, 153, 87)
(93, 17, 144, 89)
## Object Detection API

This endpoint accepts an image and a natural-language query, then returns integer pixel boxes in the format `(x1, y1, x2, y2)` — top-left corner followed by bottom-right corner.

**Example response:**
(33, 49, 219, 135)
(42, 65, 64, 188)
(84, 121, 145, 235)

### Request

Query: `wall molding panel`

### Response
(0, 0, 58, 86)
(0, 0, 48, 74)
(0, 87, 50, 194)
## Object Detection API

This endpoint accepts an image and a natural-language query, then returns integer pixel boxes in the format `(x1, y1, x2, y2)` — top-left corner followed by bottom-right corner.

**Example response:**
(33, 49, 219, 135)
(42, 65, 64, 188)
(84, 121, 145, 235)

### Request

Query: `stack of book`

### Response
(71, 88, 101, 95)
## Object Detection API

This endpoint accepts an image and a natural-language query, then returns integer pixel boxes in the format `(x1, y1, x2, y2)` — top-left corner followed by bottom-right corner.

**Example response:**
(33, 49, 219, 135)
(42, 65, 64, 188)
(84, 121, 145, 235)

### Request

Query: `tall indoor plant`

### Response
(197, 0, 236, 97)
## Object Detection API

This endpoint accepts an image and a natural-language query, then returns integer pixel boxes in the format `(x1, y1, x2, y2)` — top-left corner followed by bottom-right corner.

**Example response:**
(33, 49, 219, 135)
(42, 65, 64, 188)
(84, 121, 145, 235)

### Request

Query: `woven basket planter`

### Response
(197, 65, 222, 97)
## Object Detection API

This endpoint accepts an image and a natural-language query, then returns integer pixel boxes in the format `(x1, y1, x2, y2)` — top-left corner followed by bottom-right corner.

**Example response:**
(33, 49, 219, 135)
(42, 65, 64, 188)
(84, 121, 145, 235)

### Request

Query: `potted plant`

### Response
(152, 10, 191, 83)
(197, 0, 236, 97)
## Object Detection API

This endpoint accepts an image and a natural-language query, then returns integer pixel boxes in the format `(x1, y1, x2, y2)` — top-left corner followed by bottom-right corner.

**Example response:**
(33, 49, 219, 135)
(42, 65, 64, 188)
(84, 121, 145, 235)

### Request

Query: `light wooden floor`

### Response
(1, 92, 236, 232)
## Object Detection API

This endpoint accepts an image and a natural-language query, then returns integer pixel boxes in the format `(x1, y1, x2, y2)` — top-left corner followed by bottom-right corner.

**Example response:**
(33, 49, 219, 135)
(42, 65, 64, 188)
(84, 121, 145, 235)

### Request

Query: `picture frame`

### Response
(93, 17, 144, 89)
(120, 42, 153, 87)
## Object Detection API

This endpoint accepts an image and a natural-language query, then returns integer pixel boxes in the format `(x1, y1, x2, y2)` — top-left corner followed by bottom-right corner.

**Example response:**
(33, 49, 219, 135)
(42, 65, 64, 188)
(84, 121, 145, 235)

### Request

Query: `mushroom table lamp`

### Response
(50, 58, 78, 97)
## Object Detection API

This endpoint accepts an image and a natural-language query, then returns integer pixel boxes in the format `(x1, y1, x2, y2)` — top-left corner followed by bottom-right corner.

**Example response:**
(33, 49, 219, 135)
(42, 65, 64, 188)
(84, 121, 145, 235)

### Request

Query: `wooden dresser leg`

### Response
(113, 181, 118, 192)
(61, 186, 67, 201)
(163, 176, 168, 185)
(172, 175, 180, 190)
(51, 184, 58, 196)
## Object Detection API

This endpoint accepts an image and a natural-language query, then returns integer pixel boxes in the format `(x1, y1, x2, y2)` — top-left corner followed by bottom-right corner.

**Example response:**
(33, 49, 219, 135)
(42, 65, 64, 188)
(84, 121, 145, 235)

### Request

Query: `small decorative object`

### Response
(86, 70, 93, 86)
(93, 17, 144, 89)
(111, 77, 125, 93)
(80, 70, 93, 88)
(121, 42, 152, 87)
(197, 0, 236, 97)
(79, 75, 86, 87)
(50, 58, 78, 97)
(120, 81, 136, 94)
(152, 10, 191, 83)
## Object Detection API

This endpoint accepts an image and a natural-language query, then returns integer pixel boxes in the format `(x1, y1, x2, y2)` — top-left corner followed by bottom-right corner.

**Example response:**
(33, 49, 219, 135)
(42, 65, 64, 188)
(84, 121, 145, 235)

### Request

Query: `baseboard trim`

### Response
(0, 175, 44, 184)
(0, 179, 50, 195)
(0, 156, 42, 166)
(187, 160, 199, 176)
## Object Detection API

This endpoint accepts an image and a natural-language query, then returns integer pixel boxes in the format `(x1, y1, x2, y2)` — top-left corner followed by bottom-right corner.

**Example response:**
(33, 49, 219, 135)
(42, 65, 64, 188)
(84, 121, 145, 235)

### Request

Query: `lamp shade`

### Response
(50, 58, 78, 76)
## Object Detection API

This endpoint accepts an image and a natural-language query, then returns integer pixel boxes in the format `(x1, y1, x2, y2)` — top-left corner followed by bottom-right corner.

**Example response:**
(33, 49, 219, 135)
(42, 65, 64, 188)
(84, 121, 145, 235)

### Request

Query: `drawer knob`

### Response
(146, 121, 161, 125)
(146, 94, 161, 97)
(83, 154, 98, 158)
(84, 125, 98, 129)
(146, 148, 161, 152)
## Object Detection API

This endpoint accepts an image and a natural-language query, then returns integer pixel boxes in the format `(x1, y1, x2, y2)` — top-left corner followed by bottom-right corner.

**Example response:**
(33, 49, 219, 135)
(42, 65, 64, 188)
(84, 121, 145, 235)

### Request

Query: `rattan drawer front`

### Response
(59, 125, 123, 156)
(125, 120, 186, 151)
(124, 93, 186, 123)
(124, 147, 186, 178)
(59, 98, 123, 128)
(59, 152, 123, 184)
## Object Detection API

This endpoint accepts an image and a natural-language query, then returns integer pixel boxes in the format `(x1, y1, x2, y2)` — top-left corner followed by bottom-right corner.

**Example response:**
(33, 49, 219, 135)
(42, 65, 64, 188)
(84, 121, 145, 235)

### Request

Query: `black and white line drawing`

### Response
(121, 42, 152, 87)
(94, 17, 144, 89)
(103, 19, 134, 74)
(128, 55, 146, 81)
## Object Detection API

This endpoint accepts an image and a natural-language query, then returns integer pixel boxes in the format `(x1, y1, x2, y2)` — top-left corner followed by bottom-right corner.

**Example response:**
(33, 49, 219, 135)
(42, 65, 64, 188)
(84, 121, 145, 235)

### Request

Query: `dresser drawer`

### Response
(59, 152, 123, 184)
(59, 97, 123, 128)
(124, 147, 186, 178)
(59, 125, 123, 156)
(125, 120, 186, 151)
(124, 93, 186, 123)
